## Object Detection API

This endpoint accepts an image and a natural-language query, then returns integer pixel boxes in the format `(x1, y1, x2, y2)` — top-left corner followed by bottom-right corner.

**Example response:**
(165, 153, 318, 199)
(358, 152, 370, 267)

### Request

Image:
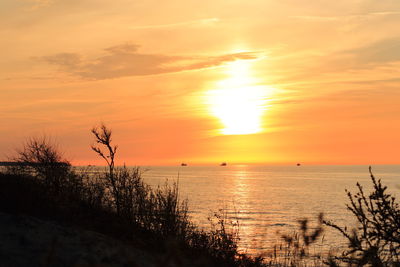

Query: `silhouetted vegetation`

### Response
(1, 128, 399, 266)
(262, 214, 326, 267)
(7, 136, 71, 193)
(324, 167, 400, 266)
(0, 126, 264, 267)
(263, 168, 400, 267)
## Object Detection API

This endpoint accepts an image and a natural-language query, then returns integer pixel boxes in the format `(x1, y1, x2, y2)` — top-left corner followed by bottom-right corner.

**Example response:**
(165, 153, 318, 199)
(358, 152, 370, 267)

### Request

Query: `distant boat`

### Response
(181, 163, 187, 166)
(220, 162, 227, 166)
(297, 163, 301, 166)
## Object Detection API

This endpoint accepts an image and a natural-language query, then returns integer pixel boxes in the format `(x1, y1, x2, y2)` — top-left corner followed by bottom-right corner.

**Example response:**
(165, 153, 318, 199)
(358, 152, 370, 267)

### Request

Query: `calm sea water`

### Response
(139, 164, 400, 255)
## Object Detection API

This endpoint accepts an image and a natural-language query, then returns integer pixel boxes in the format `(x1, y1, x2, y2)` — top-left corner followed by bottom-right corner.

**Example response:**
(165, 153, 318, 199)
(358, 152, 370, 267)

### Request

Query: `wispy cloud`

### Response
(343, 38, 400, 64)
(39, 42, 261, 80)
(130, 18, 220, 30)
(22, 0, 53, 9)
(291, 11, 400, 22)
(290, 15, 340, 22)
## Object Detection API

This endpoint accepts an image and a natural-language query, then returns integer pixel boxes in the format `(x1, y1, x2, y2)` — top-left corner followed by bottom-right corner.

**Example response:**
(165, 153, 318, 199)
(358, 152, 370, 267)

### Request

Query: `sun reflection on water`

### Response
(230, 165, 270, 255)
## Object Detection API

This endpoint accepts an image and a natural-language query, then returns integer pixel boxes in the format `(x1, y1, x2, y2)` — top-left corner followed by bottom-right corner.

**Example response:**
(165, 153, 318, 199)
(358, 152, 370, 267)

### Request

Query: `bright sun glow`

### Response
(206, 60, 273, 135)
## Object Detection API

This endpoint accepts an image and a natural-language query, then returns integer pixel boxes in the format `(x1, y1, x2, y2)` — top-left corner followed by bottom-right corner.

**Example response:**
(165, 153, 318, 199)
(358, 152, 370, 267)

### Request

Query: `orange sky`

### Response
(1, 0, 400, 165)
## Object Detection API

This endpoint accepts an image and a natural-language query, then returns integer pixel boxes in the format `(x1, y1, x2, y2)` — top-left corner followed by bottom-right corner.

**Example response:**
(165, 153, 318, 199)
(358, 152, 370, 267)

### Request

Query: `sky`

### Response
(1, 0, 400, 165)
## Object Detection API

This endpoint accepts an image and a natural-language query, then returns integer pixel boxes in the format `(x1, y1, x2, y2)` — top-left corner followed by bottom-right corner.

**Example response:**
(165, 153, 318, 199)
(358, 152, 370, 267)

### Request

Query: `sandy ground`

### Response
(0, 212, 162, 267)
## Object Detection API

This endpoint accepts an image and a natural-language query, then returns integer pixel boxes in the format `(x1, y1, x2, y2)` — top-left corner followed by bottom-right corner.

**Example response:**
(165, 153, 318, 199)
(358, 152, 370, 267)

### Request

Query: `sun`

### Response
(207, 86, 267, 135)
(206, 60, 272, 135)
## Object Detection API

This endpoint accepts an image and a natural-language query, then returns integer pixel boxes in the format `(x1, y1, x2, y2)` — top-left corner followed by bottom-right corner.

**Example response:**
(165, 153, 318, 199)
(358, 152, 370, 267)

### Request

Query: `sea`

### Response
(137, 164, 400, 256)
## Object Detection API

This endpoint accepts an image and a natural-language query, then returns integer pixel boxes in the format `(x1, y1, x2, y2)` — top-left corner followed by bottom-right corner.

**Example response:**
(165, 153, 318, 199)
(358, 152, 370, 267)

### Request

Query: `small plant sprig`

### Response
(324, 167, 400, 266)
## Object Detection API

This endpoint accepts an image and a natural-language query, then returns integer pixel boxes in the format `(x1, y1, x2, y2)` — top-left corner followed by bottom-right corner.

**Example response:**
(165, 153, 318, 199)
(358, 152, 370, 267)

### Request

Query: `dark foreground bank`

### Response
(1, 129, 399, 266)
(0, 169, 264, 267)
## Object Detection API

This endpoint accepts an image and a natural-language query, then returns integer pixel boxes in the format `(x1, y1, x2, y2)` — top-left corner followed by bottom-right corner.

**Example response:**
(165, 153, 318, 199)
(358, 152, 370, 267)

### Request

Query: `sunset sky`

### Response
(1, 0, 400, 165)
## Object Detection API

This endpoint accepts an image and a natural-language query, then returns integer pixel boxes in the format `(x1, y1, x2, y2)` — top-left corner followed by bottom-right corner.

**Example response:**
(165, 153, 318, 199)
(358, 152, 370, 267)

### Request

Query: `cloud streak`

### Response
(40, 43, 261, 80)
(23, 0, 53, 9)
(130, 18, 220, 30)
(291, 11, 400, 22)
(343, 38, 400, 64)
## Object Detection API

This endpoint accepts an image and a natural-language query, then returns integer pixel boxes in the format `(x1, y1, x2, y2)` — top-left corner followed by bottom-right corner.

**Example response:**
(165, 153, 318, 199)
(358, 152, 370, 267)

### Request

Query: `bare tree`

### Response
(91, 124, 120, 213)
(91, 124, 117, 178)
(12, 136, 70, 191)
